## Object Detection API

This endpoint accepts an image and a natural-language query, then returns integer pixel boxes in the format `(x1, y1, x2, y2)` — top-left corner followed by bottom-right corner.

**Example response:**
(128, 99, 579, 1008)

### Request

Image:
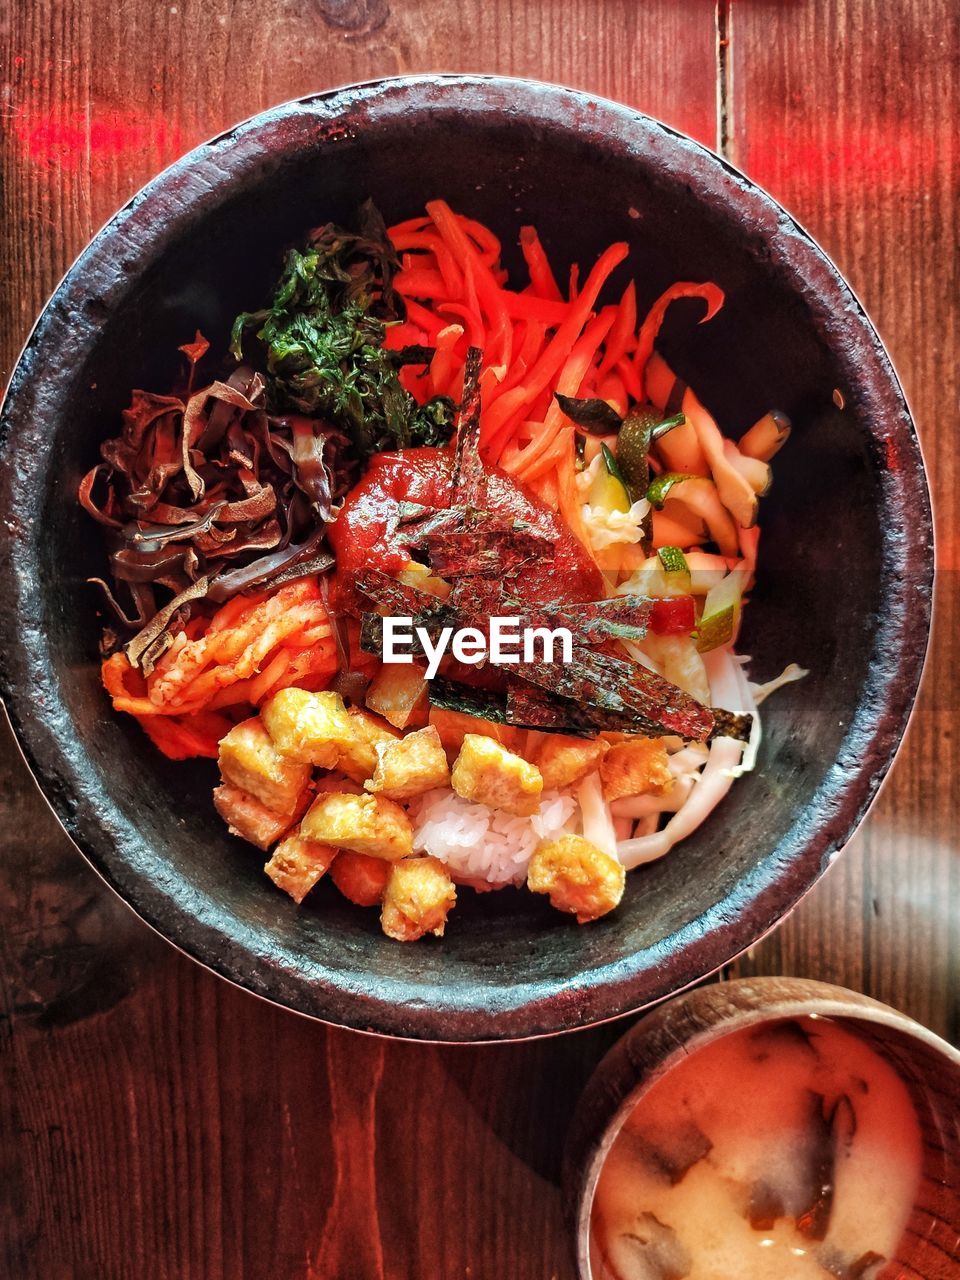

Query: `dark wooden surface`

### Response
(0, 1, 957, 1275)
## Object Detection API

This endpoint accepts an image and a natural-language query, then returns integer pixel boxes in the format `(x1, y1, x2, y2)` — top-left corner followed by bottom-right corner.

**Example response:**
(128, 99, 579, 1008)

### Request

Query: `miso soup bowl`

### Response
(565, 978, 960, 1279)
(0, 76, 933, 1040)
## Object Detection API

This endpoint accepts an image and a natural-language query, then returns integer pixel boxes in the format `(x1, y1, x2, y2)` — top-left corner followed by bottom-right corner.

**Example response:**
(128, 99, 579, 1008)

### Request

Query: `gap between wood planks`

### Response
(716, 0, 732, 157)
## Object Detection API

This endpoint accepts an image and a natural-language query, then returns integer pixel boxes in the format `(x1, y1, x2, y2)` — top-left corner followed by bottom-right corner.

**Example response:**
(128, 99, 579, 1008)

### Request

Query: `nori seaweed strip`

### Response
(430, 676, 752, 744)
(426, 526, 549, 578)
(353, 568, 448, 616)
(506, 685, 664, 738)
(391, 344, 436, 367)
(512, 646, 714, 740)
(429, 679, 512, 723)
(395, 501, 467, 545)
(357, 565, 723, 740)
(708, 708, 754, 742)
(450, 346, 486, 514)
(501, 593, 653, 642)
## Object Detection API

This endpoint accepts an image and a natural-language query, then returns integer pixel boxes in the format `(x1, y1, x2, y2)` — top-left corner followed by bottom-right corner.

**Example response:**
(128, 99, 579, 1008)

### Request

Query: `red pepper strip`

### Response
(615, 354, 643, 401)
(500, 292, 571, 326)
(649, 596, 697, 635)
(382, 321, 427, 350)
(519, 225, 564, 301)
(426, 200, 513, 371)
(387, 214, 432, 237)
(505, 307, 618, 476)
(596, 279, 637, 380)
(634, 282, 725, 400)
(402, 297, 447, 341)
(438, 301, 485, 353)
(459, 216, 502, 265)
(394, 267, 450, 298)
(487, 319, 547, 404)
(389, 229, 465, 295)
(479, 240, 629, 448)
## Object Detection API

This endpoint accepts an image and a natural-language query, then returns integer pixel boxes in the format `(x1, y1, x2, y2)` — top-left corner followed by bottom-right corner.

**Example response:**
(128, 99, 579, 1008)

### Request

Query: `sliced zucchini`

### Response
(588, 443, 632, 513)
(695, 571, 745, 653)
(657, 545, 692, 594)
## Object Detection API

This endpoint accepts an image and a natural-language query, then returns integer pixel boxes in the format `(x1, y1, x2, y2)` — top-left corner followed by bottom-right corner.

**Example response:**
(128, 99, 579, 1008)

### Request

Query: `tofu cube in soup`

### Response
(527, 835, 625, 923)
(336, 707, 401, 785)
(365, 663, 429, 730)
(599, 737, 673, 802)
(301, 792, 413, 861)
(381, 855, 456, 942)
(264, 833, 337, 904)
(451, 733, 543, 817)
(330, 851, 391, 906)
(366, 725, 450, 800)
(217, 716, 312, 815)
(261, 688, 356, 768)
(536, 734, 609, 791)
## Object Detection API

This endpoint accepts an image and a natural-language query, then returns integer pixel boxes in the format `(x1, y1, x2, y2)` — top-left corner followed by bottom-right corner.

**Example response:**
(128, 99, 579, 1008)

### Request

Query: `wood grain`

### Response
(724, 0, 960, 1041)
(0, 2, 715, 1276)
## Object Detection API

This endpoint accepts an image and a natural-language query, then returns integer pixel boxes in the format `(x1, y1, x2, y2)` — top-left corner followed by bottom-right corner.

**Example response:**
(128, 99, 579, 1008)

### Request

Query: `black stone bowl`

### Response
(0, 76, 933, 1041)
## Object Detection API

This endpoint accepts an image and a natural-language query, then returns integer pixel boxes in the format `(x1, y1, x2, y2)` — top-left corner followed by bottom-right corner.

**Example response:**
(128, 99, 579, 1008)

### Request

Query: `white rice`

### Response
(408, 788, 577, 885)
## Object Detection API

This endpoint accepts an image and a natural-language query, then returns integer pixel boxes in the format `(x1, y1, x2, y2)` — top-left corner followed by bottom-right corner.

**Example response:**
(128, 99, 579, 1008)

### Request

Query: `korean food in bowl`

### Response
(566, 980, 960, 1280)
(84, 197, 800, 943)
(0, 78, 932, 1037)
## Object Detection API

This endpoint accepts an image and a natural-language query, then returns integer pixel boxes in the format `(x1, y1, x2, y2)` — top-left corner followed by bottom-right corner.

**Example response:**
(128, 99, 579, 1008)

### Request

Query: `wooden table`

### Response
(1, 1, 957, 1274)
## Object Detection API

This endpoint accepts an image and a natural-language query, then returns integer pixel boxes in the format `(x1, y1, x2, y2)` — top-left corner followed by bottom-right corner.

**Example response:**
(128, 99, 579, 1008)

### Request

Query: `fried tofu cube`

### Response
(527, 835, 625, 924)
(536, 734, 609, 792)
(365, 662, 429, 730)
(301, 791, 413, 861)
(335, 707, 402, 785)
(429, 706, 527, 757)
(314, 771, 365, 797)
(264, 832, 337, 904)
(217, 716, 312, 815)
(365, 725, 450, 800)
(213, 783, 306, 851)
(451, 733, 543, 817)
(381, 855, 457, 942)
(599, 737, 674, 802)
(261, 688, 356, 768)
(330, 852, 391, 906)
